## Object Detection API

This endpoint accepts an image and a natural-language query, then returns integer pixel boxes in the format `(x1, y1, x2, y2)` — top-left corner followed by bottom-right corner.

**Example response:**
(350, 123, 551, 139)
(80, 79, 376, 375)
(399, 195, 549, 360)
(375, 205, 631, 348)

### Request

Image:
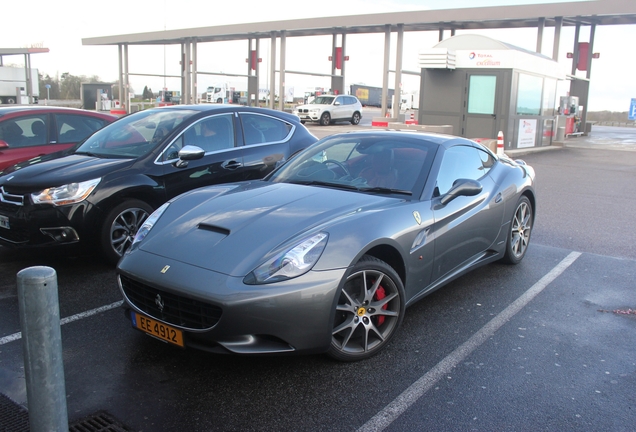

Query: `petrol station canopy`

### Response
(83, 1, 636, 45)
(82, 0, 636, 116)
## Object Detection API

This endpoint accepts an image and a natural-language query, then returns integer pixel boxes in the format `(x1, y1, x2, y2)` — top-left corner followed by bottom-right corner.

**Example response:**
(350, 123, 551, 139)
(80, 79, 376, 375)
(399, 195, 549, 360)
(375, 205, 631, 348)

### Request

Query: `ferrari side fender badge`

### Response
(160, 265, 170, 274)
(413, 211, 422, 225)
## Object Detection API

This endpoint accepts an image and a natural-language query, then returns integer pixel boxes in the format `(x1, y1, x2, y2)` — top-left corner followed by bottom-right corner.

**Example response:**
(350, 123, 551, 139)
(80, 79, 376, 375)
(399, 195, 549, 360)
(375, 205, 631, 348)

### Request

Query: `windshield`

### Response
(75, 109, 197, 158)
(270, 134, 437, 195)
(311, 96, 335, 105)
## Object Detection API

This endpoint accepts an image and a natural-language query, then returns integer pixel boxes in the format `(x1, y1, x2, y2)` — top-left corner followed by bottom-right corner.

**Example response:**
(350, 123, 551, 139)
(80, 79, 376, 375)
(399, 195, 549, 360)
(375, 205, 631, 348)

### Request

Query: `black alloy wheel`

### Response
(320, 112, 331, 126)
(101, 199, 154, 265)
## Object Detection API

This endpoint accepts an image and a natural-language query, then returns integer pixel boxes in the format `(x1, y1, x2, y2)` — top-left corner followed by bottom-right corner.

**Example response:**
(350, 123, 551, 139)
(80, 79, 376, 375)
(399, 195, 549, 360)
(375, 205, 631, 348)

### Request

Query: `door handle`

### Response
(222, 160, 242, 170)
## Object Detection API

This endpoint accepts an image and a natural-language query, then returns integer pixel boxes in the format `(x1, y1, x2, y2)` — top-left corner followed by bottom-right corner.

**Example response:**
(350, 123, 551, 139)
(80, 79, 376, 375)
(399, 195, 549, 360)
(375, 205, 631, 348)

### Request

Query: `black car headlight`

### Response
(128, 202, 170, 253)
(31, 178, 101, 206)
(244, 232, 328, 285)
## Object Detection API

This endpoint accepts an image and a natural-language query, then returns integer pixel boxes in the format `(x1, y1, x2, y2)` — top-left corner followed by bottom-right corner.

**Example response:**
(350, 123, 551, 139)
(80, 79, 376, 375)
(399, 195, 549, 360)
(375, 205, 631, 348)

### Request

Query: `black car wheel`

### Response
(320, 112, 331, 126)
(101, 199, 153, 265)
(350, 112, 361, 125)
(501, 196, 532, 264)
(329, 255, 405, 361)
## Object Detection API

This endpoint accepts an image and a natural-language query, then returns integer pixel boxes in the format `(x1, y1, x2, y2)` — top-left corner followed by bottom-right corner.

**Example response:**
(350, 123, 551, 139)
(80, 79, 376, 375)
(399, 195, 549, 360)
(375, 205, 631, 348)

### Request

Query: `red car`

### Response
(0, 106, 117, 171)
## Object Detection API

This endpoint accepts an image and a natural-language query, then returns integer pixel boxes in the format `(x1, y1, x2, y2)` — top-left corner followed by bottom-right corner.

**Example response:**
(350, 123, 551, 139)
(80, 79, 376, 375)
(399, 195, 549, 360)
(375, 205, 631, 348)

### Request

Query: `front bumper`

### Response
(0, 197, 97, 248)
(117, 249, 347, 355)
(294, 111, 322, 122)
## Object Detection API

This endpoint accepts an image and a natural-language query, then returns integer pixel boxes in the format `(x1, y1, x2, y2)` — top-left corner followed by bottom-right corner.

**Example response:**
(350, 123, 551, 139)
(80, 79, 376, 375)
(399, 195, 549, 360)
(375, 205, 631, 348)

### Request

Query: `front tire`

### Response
(101, 200, 153, 265)
(501, 196, 533, 264)
(319, 112, 331, 126)
(350, 112, 361, 125)
(216, 98, 222, 104)
(328, 255, 405, 361)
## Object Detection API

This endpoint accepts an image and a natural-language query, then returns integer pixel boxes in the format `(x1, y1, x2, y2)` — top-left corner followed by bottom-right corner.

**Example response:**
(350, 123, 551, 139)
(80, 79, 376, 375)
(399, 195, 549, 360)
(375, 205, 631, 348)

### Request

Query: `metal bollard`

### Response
(17, 266, 69, 432)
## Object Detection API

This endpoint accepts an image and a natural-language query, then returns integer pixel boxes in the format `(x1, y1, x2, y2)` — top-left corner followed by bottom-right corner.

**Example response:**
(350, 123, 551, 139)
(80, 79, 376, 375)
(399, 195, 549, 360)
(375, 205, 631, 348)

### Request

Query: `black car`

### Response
(0, 105, 317, 263)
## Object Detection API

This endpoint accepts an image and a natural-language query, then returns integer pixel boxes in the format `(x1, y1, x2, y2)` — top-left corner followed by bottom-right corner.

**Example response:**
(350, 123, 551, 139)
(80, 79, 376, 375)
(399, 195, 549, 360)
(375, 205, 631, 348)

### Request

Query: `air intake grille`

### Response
(119, 275, 222, 330)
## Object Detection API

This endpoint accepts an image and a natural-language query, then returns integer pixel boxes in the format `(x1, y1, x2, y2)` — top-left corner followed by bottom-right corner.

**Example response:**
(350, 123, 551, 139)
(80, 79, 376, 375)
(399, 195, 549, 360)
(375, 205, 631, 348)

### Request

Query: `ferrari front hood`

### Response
(139, 182, 393, 276)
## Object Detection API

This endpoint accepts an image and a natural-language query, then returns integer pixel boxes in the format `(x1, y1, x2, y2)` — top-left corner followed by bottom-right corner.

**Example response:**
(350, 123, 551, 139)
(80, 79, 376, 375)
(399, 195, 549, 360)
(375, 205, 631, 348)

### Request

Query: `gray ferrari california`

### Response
(117, 130, 535, 361)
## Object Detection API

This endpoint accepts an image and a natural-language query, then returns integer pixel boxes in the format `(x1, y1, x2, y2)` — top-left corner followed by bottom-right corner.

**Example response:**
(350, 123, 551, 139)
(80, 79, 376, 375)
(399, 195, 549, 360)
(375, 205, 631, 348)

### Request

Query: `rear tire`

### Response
(101, 199, 153, 265)
(350, 112, 361, 125)
(501, 196, 532, 264)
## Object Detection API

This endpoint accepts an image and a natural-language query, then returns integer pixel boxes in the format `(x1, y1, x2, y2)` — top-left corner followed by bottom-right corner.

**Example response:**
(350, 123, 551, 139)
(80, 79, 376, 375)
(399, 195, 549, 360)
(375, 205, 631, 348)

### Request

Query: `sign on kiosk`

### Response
(518, 119, 537, 148)
(629, 98, 636, 121)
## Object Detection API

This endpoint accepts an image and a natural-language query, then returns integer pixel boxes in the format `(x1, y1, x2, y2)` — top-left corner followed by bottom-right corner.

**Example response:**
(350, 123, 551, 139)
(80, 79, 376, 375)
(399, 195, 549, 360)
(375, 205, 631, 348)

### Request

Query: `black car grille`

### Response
(299, 109, 308, 113)
(119, 275, 222, 330)
(0, 187, 25, 213)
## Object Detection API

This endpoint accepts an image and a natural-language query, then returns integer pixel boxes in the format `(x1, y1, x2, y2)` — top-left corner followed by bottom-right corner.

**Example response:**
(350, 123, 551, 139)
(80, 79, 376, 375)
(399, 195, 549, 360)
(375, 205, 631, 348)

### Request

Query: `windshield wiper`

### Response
(361, 186, 412, 196)
(287, 179, 359, 190)
(74, 151, 104, 158)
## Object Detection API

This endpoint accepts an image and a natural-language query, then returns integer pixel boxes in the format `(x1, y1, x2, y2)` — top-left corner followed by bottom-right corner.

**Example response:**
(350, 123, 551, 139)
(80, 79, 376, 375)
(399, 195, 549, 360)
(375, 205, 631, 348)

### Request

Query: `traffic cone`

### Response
(385, 112, 390, 118)
(497, 131, 504, 156)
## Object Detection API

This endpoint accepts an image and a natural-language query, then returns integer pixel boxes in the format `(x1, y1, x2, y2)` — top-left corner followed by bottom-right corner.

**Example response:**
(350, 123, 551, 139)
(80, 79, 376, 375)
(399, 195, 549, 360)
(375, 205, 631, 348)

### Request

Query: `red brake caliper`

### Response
(374, 286, 388, 325)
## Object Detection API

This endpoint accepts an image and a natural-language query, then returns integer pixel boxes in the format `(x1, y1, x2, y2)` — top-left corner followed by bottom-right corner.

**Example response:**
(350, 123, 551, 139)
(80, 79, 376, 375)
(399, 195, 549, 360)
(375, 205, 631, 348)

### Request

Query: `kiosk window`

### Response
(542, 78, 557, 116)
(467, 75, 497, 115)
(516, 73, 543, 115)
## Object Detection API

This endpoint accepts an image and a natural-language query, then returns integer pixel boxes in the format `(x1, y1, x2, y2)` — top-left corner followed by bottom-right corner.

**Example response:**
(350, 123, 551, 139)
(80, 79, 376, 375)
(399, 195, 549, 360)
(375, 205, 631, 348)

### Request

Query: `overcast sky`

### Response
(1, 0, 634, 111)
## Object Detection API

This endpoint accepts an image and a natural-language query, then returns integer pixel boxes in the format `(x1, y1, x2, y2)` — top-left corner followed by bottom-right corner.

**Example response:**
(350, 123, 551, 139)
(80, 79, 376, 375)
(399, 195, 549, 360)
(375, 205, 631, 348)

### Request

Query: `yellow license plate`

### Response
(131, 312, 184, 347)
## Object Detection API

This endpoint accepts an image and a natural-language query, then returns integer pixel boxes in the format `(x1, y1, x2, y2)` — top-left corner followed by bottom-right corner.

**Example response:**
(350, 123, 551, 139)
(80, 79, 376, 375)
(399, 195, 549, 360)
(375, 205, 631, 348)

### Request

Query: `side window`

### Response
(240, 113, 292, 145)
(435, 146, 486, 196)
(477, 148, 495, 172)
(0, 115, 48, 148)
(56, 114, 107, 144)
(181, 113, 235, 154)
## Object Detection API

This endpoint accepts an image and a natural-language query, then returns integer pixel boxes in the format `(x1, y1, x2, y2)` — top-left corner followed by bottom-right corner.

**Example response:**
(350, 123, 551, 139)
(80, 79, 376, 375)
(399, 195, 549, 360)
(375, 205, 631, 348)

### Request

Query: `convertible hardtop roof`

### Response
(149, 104, 301, 122)
(335, 129, 481, 149)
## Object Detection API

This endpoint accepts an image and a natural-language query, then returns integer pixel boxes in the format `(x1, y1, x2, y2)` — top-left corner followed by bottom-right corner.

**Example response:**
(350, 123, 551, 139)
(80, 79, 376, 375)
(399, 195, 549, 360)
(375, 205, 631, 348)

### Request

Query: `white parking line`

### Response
(0, 300, 124, 346)
(358, 251, 582, 432)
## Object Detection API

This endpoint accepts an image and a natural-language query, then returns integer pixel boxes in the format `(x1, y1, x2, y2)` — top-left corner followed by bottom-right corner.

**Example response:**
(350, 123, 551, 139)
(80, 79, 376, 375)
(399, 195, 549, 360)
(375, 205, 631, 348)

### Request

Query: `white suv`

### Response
(294, 95, 362, 126)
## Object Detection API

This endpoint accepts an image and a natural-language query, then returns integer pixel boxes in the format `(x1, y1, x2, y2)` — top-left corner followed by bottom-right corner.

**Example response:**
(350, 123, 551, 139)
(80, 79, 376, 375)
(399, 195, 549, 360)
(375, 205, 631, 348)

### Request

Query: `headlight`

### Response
(31, 178, 101, 206)
(244, 232, 328, 285)
(309, 108, 321, 113)
(129, 202, 169, 252)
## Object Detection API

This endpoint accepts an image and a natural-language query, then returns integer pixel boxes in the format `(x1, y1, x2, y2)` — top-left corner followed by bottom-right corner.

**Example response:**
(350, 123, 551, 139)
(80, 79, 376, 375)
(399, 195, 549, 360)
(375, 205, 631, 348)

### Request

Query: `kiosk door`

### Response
(462, 72, 502, 139)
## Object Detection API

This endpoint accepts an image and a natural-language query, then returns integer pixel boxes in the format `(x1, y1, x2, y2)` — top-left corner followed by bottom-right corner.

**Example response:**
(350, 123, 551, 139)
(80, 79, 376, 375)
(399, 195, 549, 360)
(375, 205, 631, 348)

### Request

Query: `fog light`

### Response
(40, 227, 80, 243)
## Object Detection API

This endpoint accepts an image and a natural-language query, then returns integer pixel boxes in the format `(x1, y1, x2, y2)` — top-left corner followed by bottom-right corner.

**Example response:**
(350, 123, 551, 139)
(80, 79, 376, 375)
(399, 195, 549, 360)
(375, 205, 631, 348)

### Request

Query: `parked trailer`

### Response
(0, 66, 39, 104)
(350, 84, 394, 108)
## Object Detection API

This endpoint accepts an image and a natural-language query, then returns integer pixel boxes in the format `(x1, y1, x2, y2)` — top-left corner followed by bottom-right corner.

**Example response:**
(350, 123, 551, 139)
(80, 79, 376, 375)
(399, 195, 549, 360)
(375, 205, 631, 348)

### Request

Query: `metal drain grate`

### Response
(1, 393, 132, 432)
(69, 411, 133, 432)
(0, 393, 29, 432)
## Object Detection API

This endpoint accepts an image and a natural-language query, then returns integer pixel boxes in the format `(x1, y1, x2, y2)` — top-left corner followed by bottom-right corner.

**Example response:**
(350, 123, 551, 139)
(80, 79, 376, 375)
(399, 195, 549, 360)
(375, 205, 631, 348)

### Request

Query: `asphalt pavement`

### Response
(0, 121, 634, 431)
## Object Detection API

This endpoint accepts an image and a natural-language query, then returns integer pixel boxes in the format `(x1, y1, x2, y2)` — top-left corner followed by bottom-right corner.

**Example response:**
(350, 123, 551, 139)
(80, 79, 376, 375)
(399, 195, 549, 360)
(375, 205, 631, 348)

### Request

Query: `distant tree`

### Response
(38, 73, 61, 99)
(142, 86, 154, 100)
(59, 74, 82, 99)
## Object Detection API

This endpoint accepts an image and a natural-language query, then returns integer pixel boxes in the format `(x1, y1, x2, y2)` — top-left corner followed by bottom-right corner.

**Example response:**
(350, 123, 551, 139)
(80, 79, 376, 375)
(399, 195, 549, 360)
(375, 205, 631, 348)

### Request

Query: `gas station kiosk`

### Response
(417, 34, 567, 151)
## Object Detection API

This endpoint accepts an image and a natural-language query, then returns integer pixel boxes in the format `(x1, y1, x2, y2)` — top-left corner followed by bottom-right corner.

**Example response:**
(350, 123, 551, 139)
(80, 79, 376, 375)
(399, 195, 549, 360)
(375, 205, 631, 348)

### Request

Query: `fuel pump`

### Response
(558, 96, 581, 135)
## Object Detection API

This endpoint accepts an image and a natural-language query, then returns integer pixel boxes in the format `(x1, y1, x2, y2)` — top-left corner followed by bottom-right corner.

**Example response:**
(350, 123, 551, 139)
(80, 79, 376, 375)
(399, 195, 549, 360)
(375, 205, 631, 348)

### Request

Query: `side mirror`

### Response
(174, 145, 205, 168)
(334, 101, 341, 106)
(439, 178, 482, 206)
(0, 140, 9, 149)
